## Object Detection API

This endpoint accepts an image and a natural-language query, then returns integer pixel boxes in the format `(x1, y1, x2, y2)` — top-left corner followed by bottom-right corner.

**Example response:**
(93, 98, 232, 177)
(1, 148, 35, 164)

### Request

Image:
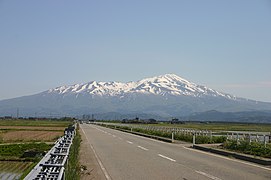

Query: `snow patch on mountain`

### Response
(46, 74, 236, 100)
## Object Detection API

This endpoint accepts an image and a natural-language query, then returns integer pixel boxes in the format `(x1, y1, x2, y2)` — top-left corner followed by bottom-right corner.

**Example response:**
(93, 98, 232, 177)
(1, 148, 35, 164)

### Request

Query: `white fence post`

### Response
(193, 134, 196, 146)
(264, 135, 267, 148)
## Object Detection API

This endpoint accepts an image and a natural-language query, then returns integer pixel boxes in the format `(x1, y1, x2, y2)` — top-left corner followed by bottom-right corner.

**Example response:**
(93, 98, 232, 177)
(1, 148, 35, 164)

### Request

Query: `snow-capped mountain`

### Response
(1, 74, 271, 118)
(46, 74, 235, 99)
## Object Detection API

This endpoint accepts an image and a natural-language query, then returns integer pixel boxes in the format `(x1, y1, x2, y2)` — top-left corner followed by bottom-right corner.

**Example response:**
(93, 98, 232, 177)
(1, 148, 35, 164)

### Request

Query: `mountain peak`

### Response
(160, 73, 184, 79)
(138, 74, 190, 85)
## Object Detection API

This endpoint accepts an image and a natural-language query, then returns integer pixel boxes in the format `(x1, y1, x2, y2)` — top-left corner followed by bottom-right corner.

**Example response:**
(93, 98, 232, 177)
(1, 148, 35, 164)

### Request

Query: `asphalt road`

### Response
(80, 124, 271, 180)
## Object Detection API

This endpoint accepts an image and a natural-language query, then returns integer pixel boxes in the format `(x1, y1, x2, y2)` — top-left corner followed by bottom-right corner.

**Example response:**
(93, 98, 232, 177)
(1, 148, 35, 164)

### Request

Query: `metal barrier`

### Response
(97, 122, 213, 136)
(225, 131, 271, 146)
(24, 124, 76, 180)
(95, 122, 271, 145)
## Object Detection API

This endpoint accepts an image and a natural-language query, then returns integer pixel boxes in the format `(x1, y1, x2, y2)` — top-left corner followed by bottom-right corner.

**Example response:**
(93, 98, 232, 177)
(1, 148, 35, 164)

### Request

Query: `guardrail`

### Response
(96, 122, 213, 136)
(94, 122, 271, 145)
(24, 124, 77, 180)
(225, 131, 271, 146)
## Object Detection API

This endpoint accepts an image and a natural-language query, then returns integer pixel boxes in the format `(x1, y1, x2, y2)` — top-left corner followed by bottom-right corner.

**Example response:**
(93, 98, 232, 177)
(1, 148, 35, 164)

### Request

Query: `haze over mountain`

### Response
(1, 74, 271, 119)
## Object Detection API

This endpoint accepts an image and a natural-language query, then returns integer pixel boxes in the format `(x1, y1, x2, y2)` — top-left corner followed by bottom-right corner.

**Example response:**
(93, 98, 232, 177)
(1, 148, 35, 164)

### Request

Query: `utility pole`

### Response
(16, 108, 19, 119)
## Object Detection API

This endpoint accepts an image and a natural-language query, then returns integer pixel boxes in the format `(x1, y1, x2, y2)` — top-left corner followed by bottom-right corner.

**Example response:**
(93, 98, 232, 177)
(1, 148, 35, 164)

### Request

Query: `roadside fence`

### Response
(24, 124, 76, 180)
(95, 122, 270, 145)
(225, 131, 271, 147)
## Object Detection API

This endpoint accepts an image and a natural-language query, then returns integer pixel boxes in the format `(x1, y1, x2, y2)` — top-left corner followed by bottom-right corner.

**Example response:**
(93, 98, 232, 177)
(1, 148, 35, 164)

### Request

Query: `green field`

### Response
(0, 143, 52, 161)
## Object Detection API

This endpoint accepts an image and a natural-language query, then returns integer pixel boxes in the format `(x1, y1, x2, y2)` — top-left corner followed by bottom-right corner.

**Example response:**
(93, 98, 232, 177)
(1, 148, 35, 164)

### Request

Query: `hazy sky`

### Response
(0, 0, 271, 102)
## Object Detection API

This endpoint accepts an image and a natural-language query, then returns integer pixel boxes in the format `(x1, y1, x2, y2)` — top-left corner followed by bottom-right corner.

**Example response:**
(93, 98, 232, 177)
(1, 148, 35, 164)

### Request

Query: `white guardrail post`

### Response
(193, 133, 196, 146)
(171, 132, 174, 143)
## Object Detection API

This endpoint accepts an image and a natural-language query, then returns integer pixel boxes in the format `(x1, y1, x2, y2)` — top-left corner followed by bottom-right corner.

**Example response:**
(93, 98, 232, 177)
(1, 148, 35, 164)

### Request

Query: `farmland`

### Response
(0, 119, 72, 179)
(2, 130, 63, 142)
(0, 161, 33, 180)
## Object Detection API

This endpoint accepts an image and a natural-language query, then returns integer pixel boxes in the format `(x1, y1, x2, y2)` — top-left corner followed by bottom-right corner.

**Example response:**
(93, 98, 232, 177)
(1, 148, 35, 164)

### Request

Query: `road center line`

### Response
(126, 141, 133, 144)
(196, 170, 222, 180)
(137, 146, 149, 151)
(158, 154, 176, 162)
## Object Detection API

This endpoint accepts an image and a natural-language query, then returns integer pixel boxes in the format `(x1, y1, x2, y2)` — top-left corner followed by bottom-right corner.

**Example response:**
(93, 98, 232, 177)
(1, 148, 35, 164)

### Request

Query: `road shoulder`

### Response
(79, 126, 107, 180)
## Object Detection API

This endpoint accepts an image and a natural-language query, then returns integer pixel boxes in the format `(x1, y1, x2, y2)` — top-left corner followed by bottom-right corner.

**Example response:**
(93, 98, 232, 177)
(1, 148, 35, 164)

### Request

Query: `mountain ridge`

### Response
(45, 74, 236, 99)
(1, 74, 271, 119)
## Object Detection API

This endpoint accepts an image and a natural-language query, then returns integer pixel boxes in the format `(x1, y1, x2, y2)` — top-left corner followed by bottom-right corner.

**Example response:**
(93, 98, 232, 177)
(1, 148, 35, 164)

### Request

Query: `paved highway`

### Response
(80, 124, 271, 180)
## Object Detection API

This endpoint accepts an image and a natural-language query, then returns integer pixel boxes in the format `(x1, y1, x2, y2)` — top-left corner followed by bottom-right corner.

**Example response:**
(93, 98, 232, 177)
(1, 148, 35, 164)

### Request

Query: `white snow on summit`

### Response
(47, 74, 236, 99)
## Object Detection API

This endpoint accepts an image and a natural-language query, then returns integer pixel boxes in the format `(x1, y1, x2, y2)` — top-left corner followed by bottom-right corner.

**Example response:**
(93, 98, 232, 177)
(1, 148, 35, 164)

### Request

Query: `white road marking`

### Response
(158, 154, 176, 162)
(183, 146, 271, 171)
(126, 141, 134, 144)
(81, 127, 112, 180)
(196, 170, 222, 180)
(137, 146, 149, 151)
(100, 125, 168, 144)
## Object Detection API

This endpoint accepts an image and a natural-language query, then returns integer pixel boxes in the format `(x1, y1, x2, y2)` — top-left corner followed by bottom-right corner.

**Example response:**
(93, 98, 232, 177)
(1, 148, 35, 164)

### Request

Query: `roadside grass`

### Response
(152, 122, 271, 132)
(65, 129, 81, 180)
(223, 140, 271, 158)
(105, 121, 271, 132)
(104, 124, 226, 144)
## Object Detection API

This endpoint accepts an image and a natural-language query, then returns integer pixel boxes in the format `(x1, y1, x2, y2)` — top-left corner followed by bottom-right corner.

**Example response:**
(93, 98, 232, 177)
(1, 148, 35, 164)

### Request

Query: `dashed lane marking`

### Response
(158, 154, 176, 162)
(137, 146, 149, 151)
(126, 141, 133, 144)
(195, 170, 222, 180)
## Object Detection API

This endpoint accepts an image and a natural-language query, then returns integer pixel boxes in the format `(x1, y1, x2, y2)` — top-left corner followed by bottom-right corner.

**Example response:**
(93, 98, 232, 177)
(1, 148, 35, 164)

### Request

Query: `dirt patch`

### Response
(2, 131, 63, 142)
(0, 126, 65, 131)
(79, 127, 106, 180)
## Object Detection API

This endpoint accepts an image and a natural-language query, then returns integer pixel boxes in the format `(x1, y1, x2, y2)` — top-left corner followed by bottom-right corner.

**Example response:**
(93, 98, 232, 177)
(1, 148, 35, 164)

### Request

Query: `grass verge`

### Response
(65, 128, 81, 180)
(223, 140, 271, 158)
(103, 124, 226, 144)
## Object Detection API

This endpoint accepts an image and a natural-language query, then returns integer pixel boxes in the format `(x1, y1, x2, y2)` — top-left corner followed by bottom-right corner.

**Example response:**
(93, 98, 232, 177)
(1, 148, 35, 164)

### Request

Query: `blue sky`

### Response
(0, 0, 271, 102)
